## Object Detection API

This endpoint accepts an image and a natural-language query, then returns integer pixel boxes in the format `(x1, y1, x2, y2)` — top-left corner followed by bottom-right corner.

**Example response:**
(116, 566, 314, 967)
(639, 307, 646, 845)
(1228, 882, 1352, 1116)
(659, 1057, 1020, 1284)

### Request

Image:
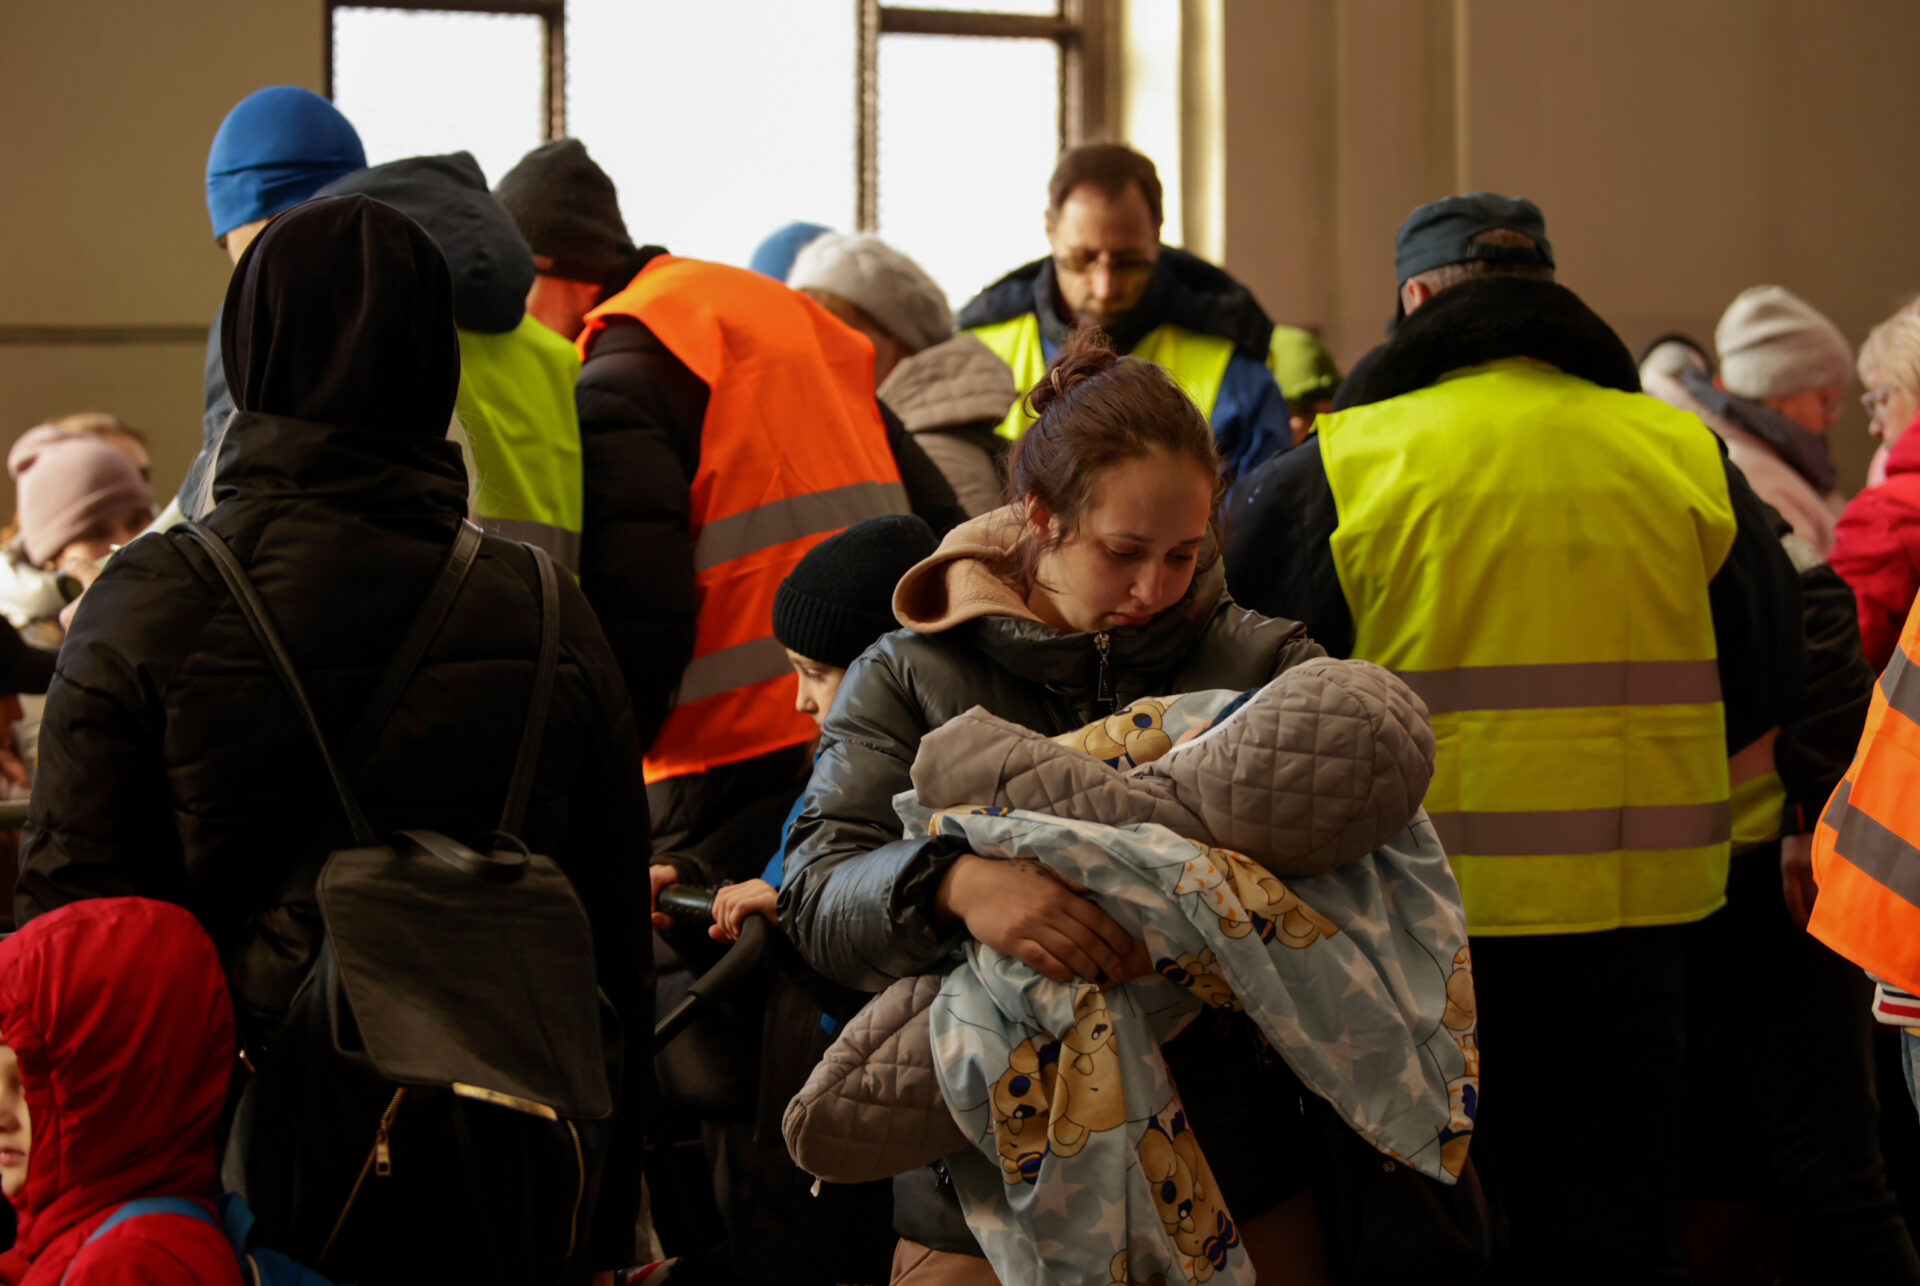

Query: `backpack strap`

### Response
(180, 524, 376, 847)
(340, 520, 483, 774)
(498, 544, 561, 836)
(60, 1198, 223, 1285)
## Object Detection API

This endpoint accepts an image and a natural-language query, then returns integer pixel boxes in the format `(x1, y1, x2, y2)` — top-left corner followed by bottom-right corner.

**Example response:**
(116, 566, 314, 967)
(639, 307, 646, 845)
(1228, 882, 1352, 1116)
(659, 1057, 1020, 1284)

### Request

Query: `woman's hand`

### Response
(935, 854, 1151, 987)
(710, 879, 778, 942)
(648, 864, 678, 930)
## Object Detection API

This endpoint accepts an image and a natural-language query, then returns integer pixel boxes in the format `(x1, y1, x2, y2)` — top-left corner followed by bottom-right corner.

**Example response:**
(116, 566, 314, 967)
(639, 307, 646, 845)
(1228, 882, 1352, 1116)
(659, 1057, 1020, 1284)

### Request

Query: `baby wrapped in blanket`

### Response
(786, 658, 1477, 1286)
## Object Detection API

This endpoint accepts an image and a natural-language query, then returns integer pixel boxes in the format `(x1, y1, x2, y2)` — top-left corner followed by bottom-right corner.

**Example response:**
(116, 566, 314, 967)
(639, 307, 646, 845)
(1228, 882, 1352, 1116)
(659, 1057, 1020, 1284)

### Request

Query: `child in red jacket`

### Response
(0, 898, 242, 1286)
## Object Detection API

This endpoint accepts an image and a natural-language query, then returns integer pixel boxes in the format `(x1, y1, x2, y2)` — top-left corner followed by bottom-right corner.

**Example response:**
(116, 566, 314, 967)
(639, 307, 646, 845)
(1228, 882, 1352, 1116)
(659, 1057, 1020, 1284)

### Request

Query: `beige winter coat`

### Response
(878, 334, 1017, 517)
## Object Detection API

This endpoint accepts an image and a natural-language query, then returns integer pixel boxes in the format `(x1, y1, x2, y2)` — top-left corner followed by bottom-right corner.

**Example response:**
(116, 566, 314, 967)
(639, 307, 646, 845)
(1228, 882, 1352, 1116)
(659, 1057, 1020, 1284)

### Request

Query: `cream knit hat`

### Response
(789, 233, 953, 353)
(1715, 285, 1852, 401)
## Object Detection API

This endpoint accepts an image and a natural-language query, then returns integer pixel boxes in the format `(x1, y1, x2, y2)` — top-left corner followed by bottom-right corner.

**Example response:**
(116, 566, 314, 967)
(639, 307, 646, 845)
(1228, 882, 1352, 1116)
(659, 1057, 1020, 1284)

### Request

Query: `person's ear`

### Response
(1024, 495, 1054, 542)
(1399, 278, 1433, 315)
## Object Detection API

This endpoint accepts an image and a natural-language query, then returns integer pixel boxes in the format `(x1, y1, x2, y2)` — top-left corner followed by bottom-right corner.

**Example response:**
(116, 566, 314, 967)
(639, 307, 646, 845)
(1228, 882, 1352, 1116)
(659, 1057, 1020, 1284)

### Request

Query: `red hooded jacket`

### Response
(0, 898, 241, 1286)
(1831, 414, 1920, 672)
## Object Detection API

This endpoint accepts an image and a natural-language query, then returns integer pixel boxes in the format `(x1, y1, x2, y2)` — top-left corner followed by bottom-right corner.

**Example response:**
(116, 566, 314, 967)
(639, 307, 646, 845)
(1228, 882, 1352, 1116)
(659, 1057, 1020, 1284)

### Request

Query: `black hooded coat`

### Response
(16, 195, 653, 1271)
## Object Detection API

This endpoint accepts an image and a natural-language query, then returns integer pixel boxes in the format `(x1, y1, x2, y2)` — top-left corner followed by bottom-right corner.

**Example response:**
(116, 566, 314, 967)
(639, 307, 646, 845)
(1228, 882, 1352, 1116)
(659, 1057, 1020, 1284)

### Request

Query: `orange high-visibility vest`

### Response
(579, 255, 907, 784)
(1810, 595, 1920, 994)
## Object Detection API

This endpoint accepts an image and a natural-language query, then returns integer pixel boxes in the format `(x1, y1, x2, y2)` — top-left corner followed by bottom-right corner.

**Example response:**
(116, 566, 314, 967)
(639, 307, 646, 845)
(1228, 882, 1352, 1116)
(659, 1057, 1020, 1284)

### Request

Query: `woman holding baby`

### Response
(778, 329, 1452, 1285)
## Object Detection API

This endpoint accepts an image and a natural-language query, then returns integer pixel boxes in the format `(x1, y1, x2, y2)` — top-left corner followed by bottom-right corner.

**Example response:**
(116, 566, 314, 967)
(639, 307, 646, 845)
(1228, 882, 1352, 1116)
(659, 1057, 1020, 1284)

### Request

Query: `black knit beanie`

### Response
(493, 138, 635, 283)
(774, 514, 938, 669)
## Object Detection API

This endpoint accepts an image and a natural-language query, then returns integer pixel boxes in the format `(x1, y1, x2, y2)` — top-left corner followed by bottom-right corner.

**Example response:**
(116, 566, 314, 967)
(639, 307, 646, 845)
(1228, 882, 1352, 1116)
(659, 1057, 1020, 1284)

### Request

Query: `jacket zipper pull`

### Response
(1095, 632, 1114, 711)
(374, 1088, 404, 1177)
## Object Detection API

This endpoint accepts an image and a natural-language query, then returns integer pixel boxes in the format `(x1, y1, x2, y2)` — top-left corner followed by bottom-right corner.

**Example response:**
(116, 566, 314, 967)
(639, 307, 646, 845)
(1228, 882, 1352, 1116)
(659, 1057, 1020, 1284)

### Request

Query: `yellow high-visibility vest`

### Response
(455, 315, 586, 569)
(1319, 357, 1738, 935)
(968, 313, 1236, 441)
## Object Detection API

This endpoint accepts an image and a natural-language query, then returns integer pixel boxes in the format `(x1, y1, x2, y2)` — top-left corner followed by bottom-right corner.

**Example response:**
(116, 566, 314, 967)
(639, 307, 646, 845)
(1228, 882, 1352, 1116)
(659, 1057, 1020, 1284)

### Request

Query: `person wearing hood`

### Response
(1222, 193, 1809, 1284)
(1640, 286, 1853, 557)
(957, 142, 1297, 484)
(13, 195, 652, 1278)
(175, 86, 366, 524)
(779, 330, 1360, 1280)
(493, 138, 961, 859)
(0, 898, 242, 1285)
(790, 232, 1016, 516)
(318, 151, 584, 568)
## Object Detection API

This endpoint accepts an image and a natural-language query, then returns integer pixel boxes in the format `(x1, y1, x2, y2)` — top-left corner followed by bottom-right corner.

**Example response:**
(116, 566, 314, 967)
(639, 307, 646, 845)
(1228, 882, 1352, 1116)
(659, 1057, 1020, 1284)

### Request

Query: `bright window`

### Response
(329, 7, 549, 188)
(565, 0, 857, 269)
(876, 34, 1061, 306)
(326, 1, 1104, 303)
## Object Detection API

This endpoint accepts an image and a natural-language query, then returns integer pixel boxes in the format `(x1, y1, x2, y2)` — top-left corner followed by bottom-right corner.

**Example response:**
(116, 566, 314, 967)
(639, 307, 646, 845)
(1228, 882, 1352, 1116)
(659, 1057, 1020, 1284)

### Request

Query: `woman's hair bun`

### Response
(1024, 327, 1122, 421)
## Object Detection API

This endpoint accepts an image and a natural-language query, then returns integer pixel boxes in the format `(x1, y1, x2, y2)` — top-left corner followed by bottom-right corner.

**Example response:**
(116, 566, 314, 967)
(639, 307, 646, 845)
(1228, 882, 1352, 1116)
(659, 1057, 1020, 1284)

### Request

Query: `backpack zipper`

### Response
(565, 1121, 585, 1257)
(1094, 632, 1114, 712)
(320, 1087, 408, 1264)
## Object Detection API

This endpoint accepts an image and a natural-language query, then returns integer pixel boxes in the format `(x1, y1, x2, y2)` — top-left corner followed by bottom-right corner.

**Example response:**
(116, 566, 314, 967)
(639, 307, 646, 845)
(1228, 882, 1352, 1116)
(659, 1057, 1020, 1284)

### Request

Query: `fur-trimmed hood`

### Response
(1333, 276, 1641, 411)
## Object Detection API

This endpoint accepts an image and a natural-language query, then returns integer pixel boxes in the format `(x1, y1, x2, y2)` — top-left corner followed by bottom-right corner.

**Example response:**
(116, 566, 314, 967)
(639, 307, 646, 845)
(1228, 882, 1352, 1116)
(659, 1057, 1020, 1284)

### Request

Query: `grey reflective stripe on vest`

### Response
(1398, 659, 1721, 715)
(1823, 782, 1920, 911)
(1428, 801, 1731, 857)
(693, 481, 910, 573)
(1879, 647, 1920, 725)
(676, 635, 792, 707)
(480, 516, 582, 572)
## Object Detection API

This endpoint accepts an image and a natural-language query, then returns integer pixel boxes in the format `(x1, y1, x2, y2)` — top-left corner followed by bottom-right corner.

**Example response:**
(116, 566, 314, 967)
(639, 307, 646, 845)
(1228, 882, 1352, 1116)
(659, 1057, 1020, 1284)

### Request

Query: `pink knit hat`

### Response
(11, 431, 154, 567)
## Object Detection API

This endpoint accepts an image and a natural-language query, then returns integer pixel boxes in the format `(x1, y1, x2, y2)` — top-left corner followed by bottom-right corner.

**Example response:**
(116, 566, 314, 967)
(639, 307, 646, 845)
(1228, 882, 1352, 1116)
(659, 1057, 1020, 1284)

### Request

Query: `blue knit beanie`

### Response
(748, 221, 832, 281)
(205, 87, 366, 240)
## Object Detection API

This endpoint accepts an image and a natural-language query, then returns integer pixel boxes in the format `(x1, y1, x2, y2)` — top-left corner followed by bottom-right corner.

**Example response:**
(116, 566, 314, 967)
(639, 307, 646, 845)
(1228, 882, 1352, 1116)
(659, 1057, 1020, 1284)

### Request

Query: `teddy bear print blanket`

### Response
(908, 677, 1476, 1286)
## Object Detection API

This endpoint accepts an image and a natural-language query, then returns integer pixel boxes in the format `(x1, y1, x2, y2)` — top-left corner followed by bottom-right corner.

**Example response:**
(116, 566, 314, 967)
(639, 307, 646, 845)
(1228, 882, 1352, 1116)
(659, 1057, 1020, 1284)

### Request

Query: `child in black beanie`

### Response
(633, 514, 937, 1286)
(649, 513, 938, 941)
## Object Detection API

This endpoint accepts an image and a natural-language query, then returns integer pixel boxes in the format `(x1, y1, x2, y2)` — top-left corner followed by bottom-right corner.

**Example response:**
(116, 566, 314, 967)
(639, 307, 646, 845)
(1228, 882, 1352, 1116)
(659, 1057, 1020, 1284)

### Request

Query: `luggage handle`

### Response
(398, 828, 529, 883)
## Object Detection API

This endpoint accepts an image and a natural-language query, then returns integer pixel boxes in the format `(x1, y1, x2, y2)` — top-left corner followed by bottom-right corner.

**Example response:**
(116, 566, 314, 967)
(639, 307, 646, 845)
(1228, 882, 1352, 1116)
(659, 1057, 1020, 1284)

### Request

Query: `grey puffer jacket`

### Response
(778, 508, 1327, 1253)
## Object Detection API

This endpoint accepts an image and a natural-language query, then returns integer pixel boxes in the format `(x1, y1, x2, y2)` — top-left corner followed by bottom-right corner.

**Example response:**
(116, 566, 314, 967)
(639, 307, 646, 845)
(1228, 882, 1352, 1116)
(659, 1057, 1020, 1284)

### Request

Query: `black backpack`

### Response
(187, 521, 619, 1286)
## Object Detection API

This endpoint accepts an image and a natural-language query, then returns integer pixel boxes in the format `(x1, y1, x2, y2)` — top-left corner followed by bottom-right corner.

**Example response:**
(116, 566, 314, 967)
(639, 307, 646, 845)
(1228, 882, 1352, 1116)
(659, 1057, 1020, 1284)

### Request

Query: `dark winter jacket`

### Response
(574, 251, 967, 761)
(1637, 342, 1874, 831)
(1223, 275, 1807, 761)
(16, 196, 652, 1270)
(777, 509, 1326, 1252)
(957, 246, 1290, 481)
(182, 310, 233, 520)
(0, 899, 241, 1286)
(1776, 532, 1875, 831)
(317, 152, 533, 334)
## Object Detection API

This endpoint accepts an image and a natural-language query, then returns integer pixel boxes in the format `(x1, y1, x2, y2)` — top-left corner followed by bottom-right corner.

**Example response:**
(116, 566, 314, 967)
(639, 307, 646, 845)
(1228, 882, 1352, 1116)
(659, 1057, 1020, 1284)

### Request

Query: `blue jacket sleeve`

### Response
(1210, 353, 1290, 485)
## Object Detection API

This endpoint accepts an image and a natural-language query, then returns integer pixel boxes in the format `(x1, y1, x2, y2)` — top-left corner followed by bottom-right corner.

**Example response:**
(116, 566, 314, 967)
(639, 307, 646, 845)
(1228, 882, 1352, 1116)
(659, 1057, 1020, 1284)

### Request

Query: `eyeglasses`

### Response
(1054, 249, 1156, 279)
(1864, 383, 1900, 417)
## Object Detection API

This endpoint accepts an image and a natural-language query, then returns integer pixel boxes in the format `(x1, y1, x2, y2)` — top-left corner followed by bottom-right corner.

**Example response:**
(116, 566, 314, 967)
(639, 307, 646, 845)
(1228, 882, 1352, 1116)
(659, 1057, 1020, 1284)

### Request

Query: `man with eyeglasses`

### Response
(957, 142, 1320, 482)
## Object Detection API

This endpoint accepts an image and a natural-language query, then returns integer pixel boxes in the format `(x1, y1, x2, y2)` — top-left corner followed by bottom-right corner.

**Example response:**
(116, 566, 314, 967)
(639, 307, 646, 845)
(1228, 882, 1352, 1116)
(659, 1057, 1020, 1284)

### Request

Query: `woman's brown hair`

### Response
(1004, 328, 1221, 590)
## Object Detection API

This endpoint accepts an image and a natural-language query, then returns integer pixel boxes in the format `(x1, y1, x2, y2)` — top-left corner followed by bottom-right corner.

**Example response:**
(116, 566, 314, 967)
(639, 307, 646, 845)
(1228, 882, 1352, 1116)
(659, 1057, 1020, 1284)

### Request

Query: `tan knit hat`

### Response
(12, 433, 154, 566)
(1715, 285, 1852, 400)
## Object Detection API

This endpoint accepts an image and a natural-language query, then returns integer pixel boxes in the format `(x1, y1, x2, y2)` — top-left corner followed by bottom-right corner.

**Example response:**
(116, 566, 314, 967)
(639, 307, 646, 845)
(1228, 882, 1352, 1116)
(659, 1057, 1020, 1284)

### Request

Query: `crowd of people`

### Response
(4, 78, 1920, 1286)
